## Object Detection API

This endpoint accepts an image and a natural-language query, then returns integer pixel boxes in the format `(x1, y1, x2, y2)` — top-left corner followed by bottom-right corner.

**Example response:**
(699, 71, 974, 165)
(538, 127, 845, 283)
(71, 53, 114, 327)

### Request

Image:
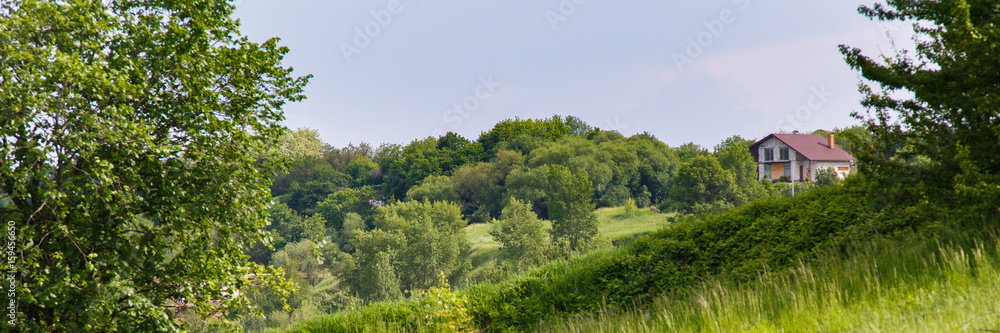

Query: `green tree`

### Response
(0, 0, 309, 330)
(350, 201, 469, 301)
(503, 165, 551, 218)
(351, 228, 405, 302)
(451, 150, 525, 222)
(268, 203, 325, 250)
(406, 175, 458, 203)
(345, 157, 379, 187)
(840, 1, 1000, 187)
(546, 165, 599, 253)
(814, 167, 841, 187)
(478, 116, 571, 155)
(315, 186, 378, 231)
(669, 155, 737, 214)
(276, 128, 330, 160)
(339, 212, 366, 253)
(714, 136, 768, 206)
(271, 155, 351, 196)
(624, 197, 637, 218)
(489, 198, 549, 272)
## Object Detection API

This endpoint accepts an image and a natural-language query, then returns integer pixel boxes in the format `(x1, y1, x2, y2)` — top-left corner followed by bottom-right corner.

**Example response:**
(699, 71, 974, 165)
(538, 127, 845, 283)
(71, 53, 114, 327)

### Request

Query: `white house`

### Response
(749, 133, 855, 182)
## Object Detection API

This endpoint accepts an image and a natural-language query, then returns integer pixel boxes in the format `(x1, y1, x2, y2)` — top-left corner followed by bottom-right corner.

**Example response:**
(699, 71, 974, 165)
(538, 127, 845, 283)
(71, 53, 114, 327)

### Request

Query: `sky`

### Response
(232, 0, 910, 149)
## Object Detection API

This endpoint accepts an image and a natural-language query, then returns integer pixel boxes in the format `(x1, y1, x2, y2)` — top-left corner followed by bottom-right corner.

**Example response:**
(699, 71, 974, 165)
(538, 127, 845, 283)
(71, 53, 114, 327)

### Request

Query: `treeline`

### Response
(222, 116, 863, 330)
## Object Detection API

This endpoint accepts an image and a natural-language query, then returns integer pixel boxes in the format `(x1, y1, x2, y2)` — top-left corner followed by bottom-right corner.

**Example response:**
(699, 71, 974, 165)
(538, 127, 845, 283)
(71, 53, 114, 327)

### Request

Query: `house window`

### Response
(779, 148, 789, 160)
(784, 163, 791, 178)
(763, 148, 773, 161)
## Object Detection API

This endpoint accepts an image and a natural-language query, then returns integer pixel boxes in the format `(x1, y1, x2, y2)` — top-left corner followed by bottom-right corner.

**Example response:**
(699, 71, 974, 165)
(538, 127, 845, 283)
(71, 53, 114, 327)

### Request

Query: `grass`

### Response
(535, 230, 1000, 332)
(463, 207, 672, 272)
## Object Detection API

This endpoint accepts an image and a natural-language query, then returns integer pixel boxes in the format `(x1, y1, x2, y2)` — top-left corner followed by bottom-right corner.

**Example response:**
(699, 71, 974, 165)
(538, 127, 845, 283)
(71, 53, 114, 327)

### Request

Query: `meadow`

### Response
(537, 230, 1000, 332)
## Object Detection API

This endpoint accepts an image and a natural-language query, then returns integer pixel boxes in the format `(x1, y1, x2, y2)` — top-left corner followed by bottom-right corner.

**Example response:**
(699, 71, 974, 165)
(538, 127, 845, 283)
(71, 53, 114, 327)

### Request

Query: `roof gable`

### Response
(751, 134, 854, 161)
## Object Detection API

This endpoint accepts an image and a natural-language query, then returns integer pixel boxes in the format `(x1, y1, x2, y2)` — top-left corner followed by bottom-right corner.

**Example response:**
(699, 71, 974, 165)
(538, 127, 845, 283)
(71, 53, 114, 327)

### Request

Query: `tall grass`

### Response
(537, 231, 1000, 332)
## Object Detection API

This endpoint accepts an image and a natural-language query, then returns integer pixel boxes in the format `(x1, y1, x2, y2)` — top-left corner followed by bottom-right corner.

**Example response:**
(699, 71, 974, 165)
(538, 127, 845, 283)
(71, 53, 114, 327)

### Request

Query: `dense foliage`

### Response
(0, 0, 309, 331)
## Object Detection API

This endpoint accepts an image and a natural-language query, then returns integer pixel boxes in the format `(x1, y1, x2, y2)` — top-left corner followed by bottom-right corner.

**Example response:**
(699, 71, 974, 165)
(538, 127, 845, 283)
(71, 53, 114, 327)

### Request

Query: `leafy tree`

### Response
(503, 165, 551, 219)
(351, 228, 405, 302)
(271, 240, 325, 286)
(635, 185, 652, 208)
(624, 197, 638, 218)
(383, 135, 482, 199)
(676, 142, 710, 162)
(489, 198, 549, 272)
(452, 150, 525, 222)
(814, 167, 841, 187)
(528, 136, 613, 198)
(626, 134, 679, 204)
(345, 157, 379, 187)
(564, 115, 594, 136)
(406, 175, 458, 203)
(325, 142, 377, 173)
(339, 212, 366, 253)
(546, 165, 599, 253)
(315, 186, 378, 231)
(599, 184, 631, 207)
(271, 155, 351, 196)
(478, 116, 571, 155)
(350, 201, 469, 301)
(840, 0, 1000, 187)
(276, 128, 330, 160)
(669, 155, 737, 214)
(285, 180, 344, 215)
(714, 136, 768, 206)
(0, 0, 308, 330)
(268, 203, 325, 250)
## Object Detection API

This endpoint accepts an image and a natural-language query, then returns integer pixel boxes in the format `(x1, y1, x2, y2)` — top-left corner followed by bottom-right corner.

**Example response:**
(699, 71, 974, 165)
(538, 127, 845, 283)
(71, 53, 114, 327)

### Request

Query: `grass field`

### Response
(464, 207, 672, 271)
(536, 231, 1000, 333)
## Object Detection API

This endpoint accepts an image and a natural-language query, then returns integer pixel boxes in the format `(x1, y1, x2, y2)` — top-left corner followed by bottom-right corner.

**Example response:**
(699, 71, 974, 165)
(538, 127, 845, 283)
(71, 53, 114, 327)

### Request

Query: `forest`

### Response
(224, 117, 859, 330)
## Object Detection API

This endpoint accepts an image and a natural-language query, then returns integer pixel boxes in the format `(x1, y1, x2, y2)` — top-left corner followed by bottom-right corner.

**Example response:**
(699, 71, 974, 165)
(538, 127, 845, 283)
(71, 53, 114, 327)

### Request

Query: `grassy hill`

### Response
(537, 231, 1000, 332)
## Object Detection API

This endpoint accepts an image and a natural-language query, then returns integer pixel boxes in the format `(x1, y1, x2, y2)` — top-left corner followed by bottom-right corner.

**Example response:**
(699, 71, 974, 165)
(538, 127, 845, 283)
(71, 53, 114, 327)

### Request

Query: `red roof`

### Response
(751, 134, 854, 161)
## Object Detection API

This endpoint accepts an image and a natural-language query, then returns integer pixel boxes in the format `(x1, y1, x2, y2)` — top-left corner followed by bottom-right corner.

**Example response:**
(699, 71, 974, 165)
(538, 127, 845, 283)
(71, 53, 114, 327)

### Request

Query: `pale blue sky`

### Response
(233, 0, 906, 148)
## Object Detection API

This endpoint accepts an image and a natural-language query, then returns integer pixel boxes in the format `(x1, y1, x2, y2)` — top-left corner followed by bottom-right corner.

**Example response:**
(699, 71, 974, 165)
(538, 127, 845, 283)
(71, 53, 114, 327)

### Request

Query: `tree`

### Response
(840, 1, 1000, 186)
(351, 229, 405, 302)
(315, 186, 378, 232)
(406, 175, 458, 203)
(276, 128, 330, 160)
(451, 150, 525, 222)
(624, 197, 638, 218)
(0, 0, 309, 330)
(489, 198, 549, 272)
(546, 165, 599, 253)
(814, 167, 841, 187)
(478, 116, 571, 155)
(714, 136, 768, 206)
(350, 201, 469, 301)
(268, 203, 325, 250)
(345, 157, 379, 187)
(503, 165, 551, 219)
(669, 155, 737, 214)
(339, 212, 366, 253)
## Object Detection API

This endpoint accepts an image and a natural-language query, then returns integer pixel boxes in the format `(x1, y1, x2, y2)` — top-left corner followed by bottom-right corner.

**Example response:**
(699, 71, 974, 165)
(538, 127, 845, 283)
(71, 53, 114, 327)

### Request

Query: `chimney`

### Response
(828, 133, 835, 149)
